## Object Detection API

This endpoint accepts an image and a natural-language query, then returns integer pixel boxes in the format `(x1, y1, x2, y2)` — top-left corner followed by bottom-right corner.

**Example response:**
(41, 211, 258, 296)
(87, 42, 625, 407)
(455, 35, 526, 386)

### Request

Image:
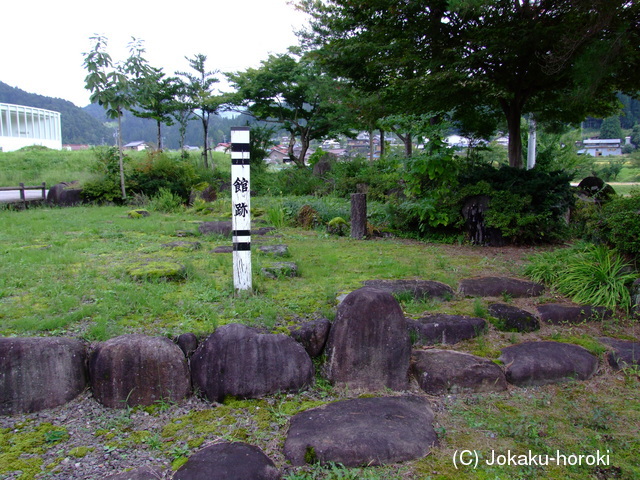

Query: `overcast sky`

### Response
(1, 0, 308, 107)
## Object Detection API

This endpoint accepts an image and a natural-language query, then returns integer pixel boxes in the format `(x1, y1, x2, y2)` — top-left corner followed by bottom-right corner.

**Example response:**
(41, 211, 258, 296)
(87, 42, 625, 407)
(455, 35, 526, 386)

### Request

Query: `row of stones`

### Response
(2, 285, 636, 417)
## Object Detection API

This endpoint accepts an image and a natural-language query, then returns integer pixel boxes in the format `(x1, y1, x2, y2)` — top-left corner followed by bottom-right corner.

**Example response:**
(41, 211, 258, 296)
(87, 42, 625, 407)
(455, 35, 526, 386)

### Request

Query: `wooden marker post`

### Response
(230, 127, 252, 291)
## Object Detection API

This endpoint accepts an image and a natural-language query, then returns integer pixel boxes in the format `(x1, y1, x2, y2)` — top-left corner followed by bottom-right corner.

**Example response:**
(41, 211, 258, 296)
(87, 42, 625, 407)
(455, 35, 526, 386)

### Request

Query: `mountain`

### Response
(0, 81, 110, 144)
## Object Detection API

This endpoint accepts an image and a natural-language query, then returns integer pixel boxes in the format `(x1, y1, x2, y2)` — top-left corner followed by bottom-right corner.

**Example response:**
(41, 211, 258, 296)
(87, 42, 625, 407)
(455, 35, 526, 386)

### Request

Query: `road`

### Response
(0, 189, 49, 203)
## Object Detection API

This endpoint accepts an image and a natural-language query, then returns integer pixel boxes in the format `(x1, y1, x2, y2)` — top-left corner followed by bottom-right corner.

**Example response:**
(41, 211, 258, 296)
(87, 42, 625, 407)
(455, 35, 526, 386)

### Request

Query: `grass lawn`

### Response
(0, 203, 639, 479)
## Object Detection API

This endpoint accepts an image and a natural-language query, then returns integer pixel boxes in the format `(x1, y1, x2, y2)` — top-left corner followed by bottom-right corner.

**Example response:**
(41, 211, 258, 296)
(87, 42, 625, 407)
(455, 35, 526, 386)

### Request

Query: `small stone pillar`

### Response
(350, 193, 367, 239)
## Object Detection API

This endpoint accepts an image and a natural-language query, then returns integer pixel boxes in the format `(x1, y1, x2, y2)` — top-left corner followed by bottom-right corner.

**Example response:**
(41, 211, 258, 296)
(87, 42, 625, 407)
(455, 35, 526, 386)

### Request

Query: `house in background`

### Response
(578, 138, 622, 157)
(0, 103, 62, 152)
(123, 141, 149, 151)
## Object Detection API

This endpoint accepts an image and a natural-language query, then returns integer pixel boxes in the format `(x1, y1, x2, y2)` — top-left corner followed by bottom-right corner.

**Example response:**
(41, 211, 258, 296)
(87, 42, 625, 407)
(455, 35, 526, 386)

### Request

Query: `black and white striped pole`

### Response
(230, 127, 252, 291)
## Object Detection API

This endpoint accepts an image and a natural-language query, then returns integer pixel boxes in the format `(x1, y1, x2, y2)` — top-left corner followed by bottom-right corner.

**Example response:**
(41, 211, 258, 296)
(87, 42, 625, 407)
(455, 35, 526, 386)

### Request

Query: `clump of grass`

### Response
(526, 243, 637, 311)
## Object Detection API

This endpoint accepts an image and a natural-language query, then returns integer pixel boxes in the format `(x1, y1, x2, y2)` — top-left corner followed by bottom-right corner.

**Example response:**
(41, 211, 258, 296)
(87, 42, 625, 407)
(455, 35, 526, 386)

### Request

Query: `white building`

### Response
(0, 103, 62, 152)
(578, 139, 622, 157)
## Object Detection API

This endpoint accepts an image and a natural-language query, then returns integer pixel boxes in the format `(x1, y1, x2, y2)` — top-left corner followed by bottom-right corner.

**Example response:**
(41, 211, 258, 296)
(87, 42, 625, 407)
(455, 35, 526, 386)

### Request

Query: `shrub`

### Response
(149, 188, 184, 213)
(597, 193, 640, 258)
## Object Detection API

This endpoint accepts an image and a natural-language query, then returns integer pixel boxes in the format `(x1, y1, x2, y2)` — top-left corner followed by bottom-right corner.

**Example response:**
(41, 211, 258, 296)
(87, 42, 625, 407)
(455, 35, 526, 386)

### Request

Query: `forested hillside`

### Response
(0, 81, 110, 144)
(1, 81, 255, 149)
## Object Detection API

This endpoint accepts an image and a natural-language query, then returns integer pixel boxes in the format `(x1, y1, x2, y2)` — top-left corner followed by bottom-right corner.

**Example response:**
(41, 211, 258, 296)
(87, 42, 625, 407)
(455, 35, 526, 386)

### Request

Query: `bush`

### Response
(456, 165, 574, 244)
(129, 151, 201, 201)
(148, 187, 185, 213)
(593, 192, 640, 259)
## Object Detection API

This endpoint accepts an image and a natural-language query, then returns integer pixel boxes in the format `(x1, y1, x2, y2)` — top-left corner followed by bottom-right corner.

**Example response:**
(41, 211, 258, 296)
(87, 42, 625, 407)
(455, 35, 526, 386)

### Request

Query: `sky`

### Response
(1, 0, 309, 107)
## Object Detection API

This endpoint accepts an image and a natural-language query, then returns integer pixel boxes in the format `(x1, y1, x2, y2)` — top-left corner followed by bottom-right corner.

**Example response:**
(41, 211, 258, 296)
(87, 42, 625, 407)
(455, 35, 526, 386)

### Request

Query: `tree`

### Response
(83, 35, 150, 199)
(130, 68, 181, 150)
(301, 0, 640, 168)
(176, 54, 222, 169)
(600, 116, 624, 141)
(226, 52, 353, 167)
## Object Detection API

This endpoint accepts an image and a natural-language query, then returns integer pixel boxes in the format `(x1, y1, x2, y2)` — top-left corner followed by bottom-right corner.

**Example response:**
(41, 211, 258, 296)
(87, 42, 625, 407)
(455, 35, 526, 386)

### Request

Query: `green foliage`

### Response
(129, 151, 201, 201)
(526, 243, 637, 311)
(595, 193, 640, 258)
(148, 188, 185, 213)
(600, 115, 624, 140)
(82, 147, 129, 204)
(457, 165, 575, 244)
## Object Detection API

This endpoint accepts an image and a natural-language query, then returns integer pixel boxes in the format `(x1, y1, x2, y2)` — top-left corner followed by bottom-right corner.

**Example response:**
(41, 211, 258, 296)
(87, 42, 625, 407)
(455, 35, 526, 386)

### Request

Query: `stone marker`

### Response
(173, 442, 280, 480)
(89, 334, 191, 408)
(411, 349, 507, 395)
(0, 337, 87, 415)
(284, 396, 436, 467)
(499, 341, 598, 387)
(325, 287, 411, 391)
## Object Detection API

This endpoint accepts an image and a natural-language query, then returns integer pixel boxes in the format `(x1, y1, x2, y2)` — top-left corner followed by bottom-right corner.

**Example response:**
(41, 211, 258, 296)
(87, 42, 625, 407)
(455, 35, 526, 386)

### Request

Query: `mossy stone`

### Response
(127, 260, 187, 281)
(127, 209, 150, 218)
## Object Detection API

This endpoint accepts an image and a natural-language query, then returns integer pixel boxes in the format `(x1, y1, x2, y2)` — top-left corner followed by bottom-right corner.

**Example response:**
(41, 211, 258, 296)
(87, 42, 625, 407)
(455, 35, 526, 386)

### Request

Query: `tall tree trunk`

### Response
(201, 116, 209, 169)
(379, 128, 385, 157)
(501, 98, 524, 169)
(368, 129, 374, 162)
(157, 120, 162, 150)
(117, 111, 126, 200)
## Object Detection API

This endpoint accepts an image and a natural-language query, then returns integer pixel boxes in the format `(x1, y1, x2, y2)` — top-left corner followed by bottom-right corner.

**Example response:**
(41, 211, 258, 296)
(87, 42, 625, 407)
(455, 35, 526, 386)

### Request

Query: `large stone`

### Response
(362, 279, 455, 301)
(289, 318, 331, 357)
(499, 341, 598, 387)
(488, 303, 540, 332)
(89, 334, 191, 409)
(411, 349, 507, 395)
(175, 333, 199, 358)
(406, 314, 486, 345)
(191, 324, 314, 403)
(198, 221, 232, 237)
(459, 276, 544, 298)
(257, 244, 289, 256)
(102, 466, 165, 480)
(47, 181, 83, 206)
(0, 337, 87, 415)
(261, 262, 298, 279)
(325, 287, 411, 391)
(173, 442, 280, 480)
(537, 303, 612, 325)
(599, 337, 640, 370)
(284, 396, 436, 467)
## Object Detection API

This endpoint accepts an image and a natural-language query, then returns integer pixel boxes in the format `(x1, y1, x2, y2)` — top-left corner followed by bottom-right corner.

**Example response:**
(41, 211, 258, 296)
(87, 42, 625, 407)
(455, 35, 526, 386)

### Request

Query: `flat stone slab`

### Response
(488, 303, 540, 332)
(212, 246, 233, 253)
(599, 337, 640, 370)
(459, 276, 544, 298)
(412, 349, 507, 395)
(406, 314, 486, 345)
(257, 244, 289, 256)
(537, 303, 612, 324)
(499, 341, 598, 387)
(173, 442, 280, 480)
(261, 262, 298, 279)
(284, 396, 436, 467)
(161, 241, 202, 251)
(198, 221, 232, 237)
(362, 279, 455, 300)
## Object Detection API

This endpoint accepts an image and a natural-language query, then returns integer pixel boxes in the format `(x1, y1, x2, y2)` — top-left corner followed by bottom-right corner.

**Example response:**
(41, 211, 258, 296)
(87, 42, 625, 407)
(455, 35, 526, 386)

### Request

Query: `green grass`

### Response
(0, 203, 484, 340)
